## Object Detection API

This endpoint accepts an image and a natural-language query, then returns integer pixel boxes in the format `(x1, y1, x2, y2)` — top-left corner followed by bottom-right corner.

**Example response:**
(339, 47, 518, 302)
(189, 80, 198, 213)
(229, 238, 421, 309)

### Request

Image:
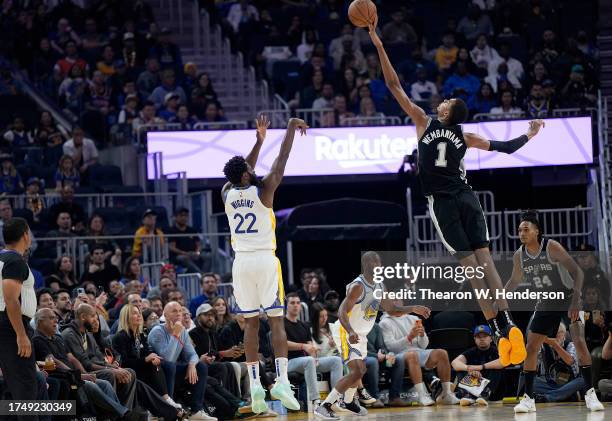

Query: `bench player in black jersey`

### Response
(368, 21, 545, 366)
(504, 211, 604, 412)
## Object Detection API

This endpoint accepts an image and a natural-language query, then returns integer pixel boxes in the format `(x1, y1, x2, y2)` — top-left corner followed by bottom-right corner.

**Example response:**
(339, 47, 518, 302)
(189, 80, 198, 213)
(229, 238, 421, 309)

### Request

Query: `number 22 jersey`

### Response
(225, 185, 276, 252)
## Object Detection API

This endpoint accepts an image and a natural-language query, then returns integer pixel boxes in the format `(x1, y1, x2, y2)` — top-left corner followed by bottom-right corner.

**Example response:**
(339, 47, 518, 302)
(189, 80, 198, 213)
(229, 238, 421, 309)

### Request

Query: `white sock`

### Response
(323, 388, 342, 405)
(247, 361, 261, 388)
(442, 382, 453, 395)
(344, 388, 357, 402)
(415, 382, 428, 396)
(275, 357, 289, 384)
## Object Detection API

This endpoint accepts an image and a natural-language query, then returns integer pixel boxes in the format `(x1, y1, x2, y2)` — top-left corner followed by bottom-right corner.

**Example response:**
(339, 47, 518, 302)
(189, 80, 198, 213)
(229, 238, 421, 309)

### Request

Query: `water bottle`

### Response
(386, 352, 395, 367)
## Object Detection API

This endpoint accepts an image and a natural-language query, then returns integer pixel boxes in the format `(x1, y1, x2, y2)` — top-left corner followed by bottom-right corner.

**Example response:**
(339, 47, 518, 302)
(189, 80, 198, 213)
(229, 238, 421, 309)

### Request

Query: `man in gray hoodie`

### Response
(380, 307, 459, 406)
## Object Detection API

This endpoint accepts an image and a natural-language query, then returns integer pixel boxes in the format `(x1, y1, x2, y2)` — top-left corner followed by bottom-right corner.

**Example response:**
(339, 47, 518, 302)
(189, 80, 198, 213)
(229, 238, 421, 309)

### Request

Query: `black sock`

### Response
(523, 371, 536, 397)
(487, 318, 499, 336)
(495, 310, 514, 332)
(580, 365, 592, 390)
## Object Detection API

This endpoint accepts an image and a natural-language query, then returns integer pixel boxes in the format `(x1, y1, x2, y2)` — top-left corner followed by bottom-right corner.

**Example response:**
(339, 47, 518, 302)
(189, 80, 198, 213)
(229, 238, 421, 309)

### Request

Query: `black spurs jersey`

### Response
(418, 118, 470, 196)
(520, 238, 573, 309)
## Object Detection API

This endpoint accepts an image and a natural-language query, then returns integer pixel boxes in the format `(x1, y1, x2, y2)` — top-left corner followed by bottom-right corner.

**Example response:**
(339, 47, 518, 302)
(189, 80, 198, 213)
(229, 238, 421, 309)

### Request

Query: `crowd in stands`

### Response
(3, 255, 610, 419)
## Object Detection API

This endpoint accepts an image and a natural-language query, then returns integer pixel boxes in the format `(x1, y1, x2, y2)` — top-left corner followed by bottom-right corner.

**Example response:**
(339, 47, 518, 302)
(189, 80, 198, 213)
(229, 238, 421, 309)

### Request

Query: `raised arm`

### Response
(465, 119, 545, 152)
(260, 118, 308, 207)
(368, 22, 428, 134)
(221, 114, 271, 202)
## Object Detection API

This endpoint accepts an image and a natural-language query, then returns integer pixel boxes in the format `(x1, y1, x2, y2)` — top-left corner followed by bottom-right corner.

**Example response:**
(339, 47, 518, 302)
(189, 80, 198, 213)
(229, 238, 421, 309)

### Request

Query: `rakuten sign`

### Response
(147, 117, 592, 179)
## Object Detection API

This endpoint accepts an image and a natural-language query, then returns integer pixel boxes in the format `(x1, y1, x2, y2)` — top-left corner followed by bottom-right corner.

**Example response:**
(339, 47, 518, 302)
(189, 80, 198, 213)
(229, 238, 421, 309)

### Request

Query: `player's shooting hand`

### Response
(526, 119, 545, 140)
(288, 118, 308, 135)
(409, 306, 431, 319)
(348, 331, 359, 344)
(255, 114, 270, 141)
(368, 22, 382, 48)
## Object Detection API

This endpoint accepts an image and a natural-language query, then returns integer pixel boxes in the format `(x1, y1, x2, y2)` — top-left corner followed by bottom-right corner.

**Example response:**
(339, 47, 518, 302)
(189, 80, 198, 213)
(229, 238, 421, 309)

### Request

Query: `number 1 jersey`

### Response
(225, 185, 276, 252)
(418, 118, 470, 195)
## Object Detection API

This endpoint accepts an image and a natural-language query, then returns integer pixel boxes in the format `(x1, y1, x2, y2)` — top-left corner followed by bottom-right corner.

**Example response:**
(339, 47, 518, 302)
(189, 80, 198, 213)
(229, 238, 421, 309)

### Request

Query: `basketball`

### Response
(348, 0, 376, 28)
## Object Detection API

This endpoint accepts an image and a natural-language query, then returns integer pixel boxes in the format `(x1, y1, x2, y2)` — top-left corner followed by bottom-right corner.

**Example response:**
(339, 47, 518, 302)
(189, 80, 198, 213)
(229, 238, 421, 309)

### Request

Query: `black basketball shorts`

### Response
(426, 189, 490, 259)
(528, 311, 571, 337)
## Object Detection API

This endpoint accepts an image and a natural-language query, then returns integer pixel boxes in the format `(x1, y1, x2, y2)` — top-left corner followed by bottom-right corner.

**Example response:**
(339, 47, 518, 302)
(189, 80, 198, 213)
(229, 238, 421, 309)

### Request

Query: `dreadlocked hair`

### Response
(520, 209, 542, 241)
(223, 156, 248, 185)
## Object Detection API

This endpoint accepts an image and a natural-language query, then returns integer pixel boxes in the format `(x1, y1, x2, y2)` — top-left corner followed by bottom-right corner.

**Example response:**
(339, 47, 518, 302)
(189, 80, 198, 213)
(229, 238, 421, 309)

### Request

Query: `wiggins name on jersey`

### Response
(225, 185, 276, 252)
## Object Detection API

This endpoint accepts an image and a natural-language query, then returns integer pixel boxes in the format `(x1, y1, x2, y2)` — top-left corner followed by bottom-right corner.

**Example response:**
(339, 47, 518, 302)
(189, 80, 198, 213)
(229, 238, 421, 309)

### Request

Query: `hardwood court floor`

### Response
(272, 402, 610, 421)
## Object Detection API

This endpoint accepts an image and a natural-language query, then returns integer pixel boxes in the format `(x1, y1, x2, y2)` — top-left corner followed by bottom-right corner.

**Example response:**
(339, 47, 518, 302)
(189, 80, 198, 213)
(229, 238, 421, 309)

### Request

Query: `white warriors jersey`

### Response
(347, 275, 384, 335)
(224, 185, 276, 252)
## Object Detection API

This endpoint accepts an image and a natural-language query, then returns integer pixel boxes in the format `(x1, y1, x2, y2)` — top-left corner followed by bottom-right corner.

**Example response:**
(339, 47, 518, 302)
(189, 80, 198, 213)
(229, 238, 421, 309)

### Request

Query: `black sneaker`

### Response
(314, 403, 339, 420)
(357, 388, 376, 405)
(343, 399, 368, 416)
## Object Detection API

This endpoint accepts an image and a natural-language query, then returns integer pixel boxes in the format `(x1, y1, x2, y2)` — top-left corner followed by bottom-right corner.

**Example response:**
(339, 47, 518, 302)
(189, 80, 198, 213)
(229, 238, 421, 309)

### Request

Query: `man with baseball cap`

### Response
(132, 208, 165, 258)
(451, 325, 504, 405)
(167, 207, 211, 273)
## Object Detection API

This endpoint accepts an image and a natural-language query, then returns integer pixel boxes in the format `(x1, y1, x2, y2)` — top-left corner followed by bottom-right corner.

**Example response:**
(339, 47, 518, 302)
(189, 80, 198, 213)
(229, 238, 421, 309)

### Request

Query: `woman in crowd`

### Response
(113, 304, 183, 409)
(182, 306, 195, 331)
(55, 154, 80, 190)
(45, 255, 77, 292)
(0, 155, 23, 194)
(86, 213, 121, 265)
(468, 82, 497, 115)
(310, 302, 338, 357)
(305, 275, 325, 307)
(121, 256, 146, 286)
(210, 296, 233, 329)
(142, 308, 160, 332)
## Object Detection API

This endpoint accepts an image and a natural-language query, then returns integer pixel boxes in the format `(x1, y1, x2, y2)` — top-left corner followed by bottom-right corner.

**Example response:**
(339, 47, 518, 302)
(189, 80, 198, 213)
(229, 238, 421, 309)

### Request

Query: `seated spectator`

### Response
(226, 0, 259, 34)
(159, 92, 180, 121)
(191, 73, 218, 105)
(52, 289, 73, 327)
(33, 111, 68, 145)
(182, 307, 195, 331)
(190, 303, 243, 398)
(63, 126, 99, 177)
(189, 273, 219, 316)
(299, 69, 324, 109)
(380, 309, 459, 406)
(560, 64, 596, 108)
(533, 322, 585, 403)
(25, 177, 45, 222)
(80, 244, 121, 292)
(149, 69, 187, 109)
(167, 207, 210, 273)
(443, 60, 481, 103)
(434, 32, 458, 73)
(582, 286, 607, 350)
(32, 308, 139, 420)
(147, 273, 176, 299)
(3, 117, 31, 147)
(451, 325, 503, 405)
(524, 82, 552, 118)
(312, 82, 334, 110)
(468, 82, 497, 115)
(382, 10, 417, 45)
(310, 303, 338, 357)
(297, 29, 317, 64)
(577, 244, 611, 308)
(144, 308, 161, 331)
(54, 40, 89, 79)
(488, 43, 525, 87)
(133, 100, 166, 134)
(323, 290, 340, 323)
(410, 66, 438, 102)
(46, 212, 76, 240)
(457, 5, 493, 42)
(284, 293, 343, 409)
(599, 331, 612, 400)
(58, 64, 89, 114)
(132, 208, 165, 258)
(210, 296, 233, 329)
(118, 93, 139, 125)
(330, 34, 366, 72)
(489, 90, 523, 118)
(148, 296, 164, 317)
(85, 214, 121, 263)
(330, 94, 354, 126)
(304, 275, 325, 307)
(365, 323, 406, 407)
(148, 302, 215, 420)
(470, 34, 500, 76)
(45, 255, 77, 292)
(55, 155, 80, 191)
(355, 98, 384, 125)
(137, 57, 161, 98)
(113, 304, 181, 408)
(121, 256, 146, 285)
(0, 154, 23, 194)
(96, 45, 116, 77)
(48, 184, 87, 230)
(170, 105, 197, 129)
(200, 102, 227, 127)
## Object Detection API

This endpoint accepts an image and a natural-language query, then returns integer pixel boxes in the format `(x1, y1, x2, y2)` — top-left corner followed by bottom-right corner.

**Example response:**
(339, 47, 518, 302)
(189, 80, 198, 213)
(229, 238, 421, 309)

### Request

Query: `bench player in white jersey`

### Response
(222, 115, 308, 414)
(315, 252, 432, 420)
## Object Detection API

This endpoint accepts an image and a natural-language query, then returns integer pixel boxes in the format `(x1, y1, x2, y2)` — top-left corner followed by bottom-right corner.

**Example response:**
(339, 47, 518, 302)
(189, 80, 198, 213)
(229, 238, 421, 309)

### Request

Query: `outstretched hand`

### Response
(367, 18, 382, 49)
(526, 119, 545, 140)
(255, 114, 271, 141)
(289, 118, 309, 136)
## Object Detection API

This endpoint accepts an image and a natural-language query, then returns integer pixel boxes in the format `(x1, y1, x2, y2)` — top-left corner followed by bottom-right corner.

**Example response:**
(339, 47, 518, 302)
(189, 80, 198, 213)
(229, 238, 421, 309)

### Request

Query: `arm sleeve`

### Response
(488, 135, 528, 154)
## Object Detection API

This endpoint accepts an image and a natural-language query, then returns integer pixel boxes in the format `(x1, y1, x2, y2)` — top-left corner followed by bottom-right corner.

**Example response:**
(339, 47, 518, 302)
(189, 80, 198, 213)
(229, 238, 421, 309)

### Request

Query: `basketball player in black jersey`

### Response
(368, 21, 545, 366)
(505, 211, 603, 412)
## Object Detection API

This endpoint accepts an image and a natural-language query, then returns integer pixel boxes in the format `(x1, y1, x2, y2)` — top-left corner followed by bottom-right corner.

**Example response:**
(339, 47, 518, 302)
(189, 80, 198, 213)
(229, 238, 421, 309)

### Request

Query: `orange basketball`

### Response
(348, 0, 377, 28)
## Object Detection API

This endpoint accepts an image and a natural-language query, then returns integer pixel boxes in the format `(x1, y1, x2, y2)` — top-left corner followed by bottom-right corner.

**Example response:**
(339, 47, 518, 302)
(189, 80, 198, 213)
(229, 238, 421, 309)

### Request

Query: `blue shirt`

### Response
(147, 323, 198, 364)
(443, 73, 481, 102)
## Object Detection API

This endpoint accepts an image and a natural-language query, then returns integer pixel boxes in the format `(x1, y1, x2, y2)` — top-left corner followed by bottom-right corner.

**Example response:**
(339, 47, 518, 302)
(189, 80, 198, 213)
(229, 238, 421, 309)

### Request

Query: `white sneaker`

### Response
(460, 397, 474, 406)
(189, 409, 218, 420)
(436, 393, 460, 405)
(164, 396, 182, 409)
(585, 388, 604, 412)
(514, 394, 536, 413)
(418, 392, 435, 406)
(475, 397, 488, 407)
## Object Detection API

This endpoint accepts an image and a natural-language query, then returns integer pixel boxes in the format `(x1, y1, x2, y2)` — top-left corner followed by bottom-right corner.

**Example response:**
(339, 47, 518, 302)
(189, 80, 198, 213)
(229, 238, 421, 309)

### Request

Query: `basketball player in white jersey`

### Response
(222, 115, 308, 414)
(315, 252, 432, 420)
